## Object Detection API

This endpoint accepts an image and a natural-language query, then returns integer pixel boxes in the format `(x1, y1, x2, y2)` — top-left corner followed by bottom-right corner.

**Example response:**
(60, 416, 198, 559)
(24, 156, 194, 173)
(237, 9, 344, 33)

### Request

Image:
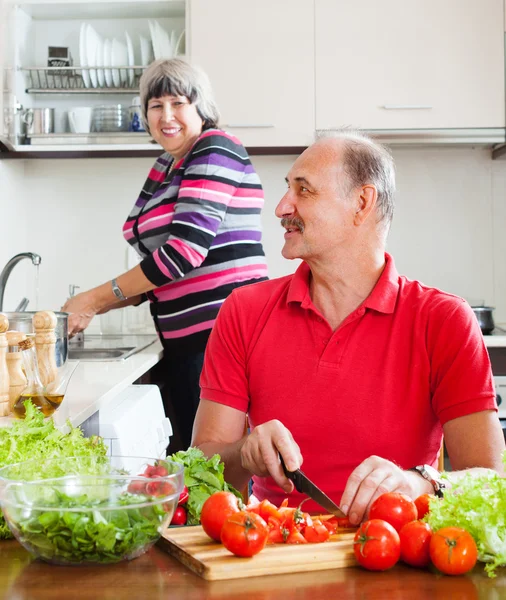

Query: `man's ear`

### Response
(354, 185, 377, 225)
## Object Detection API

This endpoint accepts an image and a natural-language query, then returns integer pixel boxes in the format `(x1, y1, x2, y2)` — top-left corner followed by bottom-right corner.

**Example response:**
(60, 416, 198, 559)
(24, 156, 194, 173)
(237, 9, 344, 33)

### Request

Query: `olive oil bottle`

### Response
(13, 338, 55, 419)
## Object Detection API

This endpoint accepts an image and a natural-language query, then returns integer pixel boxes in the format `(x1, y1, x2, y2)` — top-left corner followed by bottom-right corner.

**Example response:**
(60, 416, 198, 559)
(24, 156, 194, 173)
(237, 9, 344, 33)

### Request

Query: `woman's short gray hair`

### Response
(318, 129, 396, 232)
(139, 58, 220, 133)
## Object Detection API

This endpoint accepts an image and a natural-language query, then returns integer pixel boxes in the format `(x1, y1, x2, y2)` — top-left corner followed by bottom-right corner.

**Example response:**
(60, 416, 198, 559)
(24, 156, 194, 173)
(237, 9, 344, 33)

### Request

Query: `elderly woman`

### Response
(62, 58, 268, 449)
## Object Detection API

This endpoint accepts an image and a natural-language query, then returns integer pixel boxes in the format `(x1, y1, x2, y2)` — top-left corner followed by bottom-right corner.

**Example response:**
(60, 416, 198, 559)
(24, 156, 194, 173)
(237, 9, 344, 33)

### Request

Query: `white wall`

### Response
(1, 146, 506, 326)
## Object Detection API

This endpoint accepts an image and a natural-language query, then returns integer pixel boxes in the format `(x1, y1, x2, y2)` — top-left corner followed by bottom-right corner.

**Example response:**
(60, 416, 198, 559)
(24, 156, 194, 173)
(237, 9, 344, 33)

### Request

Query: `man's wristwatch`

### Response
(409, 465, 446, 498)
(111, 278, 126, 301)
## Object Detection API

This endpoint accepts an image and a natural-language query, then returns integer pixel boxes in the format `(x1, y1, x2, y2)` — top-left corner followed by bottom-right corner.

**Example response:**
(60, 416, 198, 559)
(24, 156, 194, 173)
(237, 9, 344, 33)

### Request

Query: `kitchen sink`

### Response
(67, 334, 158, 362)
(68, 347, 135, 360)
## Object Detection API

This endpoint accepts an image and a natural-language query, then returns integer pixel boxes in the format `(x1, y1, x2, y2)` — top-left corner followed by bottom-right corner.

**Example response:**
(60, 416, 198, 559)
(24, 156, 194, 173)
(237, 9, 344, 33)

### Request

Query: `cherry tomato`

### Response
(414, 493, 433, 520)
(369, 492, 418, 533)
(354, 519, 401, 571)
(178, 485, 189, 505)
(399, 520, 432, 568)
(429, 527, 478, 576)
(221, 512, 269, 557)
(201, 491, 241, 542)
(171, 506, 187, 526)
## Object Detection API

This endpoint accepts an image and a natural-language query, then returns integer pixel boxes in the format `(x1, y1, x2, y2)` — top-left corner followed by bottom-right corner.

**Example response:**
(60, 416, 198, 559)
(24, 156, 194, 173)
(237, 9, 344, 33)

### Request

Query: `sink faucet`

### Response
(0, 252, 42, 311)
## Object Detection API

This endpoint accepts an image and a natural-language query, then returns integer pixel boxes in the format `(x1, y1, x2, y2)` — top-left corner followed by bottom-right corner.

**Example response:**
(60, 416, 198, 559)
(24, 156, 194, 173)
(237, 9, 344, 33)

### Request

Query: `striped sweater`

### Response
(123, 129, 268, 355)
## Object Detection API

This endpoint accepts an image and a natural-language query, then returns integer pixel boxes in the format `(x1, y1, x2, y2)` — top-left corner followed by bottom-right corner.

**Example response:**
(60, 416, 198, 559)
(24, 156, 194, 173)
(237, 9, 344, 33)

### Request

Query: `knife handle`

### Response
(279, 453, 303, 493)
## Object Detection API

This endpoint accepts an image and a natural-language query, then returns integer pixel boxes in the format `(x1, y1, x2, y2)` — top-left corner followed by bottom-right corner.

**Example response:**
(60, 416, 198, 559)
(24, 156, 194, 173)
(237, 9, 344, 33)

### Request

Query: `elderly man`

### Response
(192, 131, 505, 525)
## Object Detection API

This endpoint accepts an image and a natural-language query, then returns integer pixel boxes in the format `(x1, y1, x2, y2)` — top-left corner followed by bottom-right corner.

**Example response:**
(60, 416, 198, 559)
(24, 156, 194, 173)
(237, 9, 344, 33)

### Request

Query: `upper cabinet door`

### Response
(189, 0, 314, 147)
(316, 0, 505, 130)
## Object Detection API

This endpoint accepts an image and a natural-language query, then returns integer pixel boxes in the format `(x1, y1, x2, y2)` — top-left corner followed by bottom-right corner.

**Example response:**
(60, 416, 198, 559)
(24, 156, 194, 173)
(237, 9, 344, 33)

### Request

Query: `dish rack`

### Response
(20, 66, 147, 94)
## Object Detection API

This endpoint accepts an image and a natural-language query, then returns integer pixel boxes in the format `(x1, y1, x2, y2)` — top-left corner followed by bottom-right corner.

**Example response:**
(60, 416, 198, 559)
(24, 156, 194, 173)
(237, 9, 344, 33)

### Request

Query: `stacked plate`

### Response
(78, 22, 185, 89)
(91, 105, 129, 132)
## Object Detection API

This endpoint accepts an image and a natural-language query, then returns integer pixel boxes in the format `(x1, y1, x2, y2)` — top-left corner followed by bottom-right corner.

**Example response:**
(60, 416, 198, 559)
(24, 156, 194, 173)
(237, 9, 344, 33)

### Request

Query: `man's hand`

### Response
(240, 420, 303, 493)
(340, 455, 433, 525)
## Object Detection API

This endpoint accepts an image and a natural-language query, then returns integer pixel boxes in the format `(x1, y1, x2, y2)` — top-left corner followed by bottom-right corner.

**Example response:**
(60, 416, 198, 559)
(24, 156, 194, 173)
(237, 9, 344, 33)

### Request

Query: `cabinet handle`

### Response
(222, 124, 275, 128)
(381, 105, 433, 110)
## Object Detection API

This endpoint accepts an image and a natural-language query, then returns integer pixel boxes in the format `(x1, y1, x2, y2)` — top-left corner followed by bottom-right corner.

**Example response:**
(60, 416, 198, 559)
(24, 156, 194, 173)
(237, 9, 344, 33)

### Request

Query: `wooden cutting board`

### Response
(157, 525, 357, 580)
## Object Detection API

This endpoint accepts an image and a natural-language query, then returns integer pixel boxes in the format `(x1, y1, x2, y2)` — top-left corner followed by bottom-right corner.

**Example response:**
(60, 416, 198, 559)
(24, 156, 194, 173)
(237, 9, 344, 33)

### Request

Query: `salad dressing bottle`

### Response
(13, 337, 55, 419)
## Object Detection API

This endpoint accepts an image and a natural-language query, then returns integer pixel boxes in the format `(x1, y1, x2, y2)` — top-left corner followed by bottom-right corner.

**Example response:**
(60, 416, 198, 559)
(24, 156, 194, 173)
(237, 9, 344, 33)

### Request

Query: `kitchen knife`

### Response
(279, 454, 347, 518)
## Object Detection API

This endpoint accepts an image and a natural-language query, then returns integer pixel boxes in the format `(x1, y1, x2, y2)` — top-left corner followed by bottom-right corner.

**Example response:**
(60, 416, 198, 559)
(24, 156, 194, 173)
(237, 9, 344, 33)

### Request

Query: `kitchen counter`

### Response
(0, 540, 504, 600)
(0, 337, 163, 431)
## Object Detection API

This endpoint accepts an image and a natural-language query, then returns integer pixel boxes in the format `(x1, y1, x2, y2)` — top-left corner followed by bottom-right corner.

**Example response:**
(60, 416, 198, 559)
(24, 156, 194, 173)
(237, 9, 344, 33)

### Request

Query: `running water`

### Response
(33, 263, 40, 310)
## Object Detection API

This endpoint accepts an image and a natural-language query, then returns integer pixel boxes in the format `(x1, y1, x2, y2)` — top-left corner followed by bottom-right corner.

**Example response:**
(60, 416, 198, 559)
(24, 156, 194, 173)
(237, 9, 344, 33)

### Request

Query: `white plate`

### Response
(148, 20, 160, 60)
(79, 23, 91, 89)
(111, 38, 128, 87)
(103, 38, 113, 87)
(86, 24, 100, 88)
(155, 21, 172, 59)
(96, 36, 105, 87)
(139, 34, 153, 66)
(125, 31, 135, 87)
(174, 30, 185, 56)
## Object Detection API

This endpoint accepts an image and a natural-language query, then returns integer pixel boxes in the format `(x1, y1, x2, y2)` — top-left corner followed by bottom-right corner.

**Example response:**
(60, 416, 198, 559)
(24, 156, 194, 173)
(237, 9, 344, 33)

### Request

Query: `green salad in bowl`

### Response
(0, 456, 184, 565)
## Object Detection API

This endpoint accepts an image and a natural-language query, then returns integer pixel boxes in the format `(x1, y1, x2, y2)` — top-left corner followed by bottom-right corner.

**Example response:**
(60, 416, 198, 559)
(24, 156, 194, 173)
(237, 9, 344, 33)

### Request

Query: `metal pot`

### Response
(4, 311, 69, 366)
(471, 306, 495, 335)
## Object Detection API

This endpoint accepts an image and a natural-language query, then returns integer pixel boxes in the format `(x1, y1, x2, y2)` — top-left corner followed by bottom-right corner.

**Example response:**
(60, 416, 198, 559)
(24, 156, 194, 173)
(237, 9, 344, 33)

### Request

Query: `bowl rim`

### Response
(0, 455, 184, 481)
(1, 475, 183, 512)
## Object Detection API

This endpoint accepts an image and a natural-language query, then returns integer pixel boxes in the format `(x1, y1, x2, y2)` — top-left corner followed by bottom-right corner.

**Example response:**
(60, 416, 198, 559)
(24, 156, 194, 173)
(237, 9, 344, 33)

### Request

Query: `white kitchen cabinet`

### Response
(189, 0, 314, 147)
(316, 0, 505, 131)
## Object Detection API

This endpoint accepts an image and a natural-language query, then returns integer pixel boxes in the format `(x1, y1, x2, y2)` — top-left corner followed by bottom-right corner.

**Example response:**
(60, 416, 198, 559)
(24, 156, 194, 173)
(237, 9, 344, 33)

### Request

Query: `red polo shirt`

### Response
(200, 254, 496, 511)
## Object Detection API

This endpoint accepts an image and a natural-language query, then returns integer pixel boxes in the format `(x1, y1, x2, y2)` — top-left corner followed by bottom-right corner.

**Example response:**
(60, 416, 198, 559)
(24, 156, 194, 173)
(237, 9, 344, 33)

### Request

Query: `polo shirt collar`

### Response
(286, 253, 400, 314)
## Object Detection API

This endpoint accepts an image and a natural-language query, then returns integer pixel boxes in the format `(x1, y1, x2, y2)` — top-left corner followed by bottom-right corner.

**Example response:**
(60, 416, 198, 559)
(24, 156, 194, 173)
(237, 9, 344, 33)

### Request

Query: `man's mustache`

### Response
(280, 217, 305, 233)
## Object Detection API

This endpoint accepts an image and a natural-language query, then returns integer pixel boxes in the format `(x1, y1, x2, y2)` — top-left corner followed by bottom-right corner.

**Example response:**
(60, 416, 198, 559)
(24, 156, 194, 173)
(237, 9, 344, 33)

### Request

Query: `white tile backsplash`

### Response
(1, 146, 506, 328)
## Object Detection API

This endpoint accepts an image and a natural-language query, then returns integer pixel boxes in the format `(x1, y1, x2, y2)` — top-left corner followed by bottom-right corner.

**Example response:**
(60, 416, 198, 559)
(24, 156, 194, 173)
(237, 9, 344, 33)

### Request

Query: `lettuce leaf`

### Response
(0, 401, 107, 539)
(170, 447, 242, 525)
(426, 453, 506, 577)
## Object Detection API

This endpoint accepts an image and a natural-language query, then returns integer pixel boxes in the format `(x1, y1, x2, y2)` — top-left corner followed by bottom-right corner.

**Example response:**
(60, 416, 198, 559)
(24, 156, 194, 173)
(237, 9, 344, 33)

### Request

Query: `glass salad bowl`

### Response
(0, 455, 184, 565)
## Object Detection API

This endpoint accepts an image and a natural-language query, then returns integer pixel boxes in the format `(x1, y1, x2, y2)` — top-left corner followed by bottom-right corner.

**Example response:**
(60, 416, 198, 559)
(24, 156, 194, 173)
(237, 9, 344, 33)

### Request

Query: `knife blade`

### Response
(279, 454, 347, 518)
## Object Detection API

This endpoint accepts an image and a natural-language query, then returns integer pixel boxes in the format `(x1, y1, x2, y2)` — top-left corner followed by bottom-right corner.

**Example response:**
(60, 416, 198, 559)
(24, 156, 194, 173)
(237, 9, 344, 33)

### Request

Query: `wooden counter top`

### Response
(0, 539, 505, 600)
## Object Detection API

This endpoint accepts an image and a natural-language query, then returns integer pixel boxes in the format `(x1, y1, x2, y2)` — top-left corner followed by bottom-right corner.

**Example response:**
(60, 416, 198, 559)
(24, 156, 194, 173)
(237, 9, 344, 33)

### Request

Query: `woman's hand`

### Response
(62, 290, 101, 336)
(240, 419, 303, 493)
(340, 456, 433, 525)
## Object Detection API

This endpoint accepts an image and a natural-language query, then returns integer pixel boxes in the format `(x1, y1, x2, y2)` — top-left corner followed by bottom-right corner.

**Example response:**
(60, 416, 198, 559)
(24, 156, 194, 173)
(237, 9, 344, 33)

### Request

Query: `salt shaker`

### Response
(6, 330, 27, 413)
(33, 310, 58, 387)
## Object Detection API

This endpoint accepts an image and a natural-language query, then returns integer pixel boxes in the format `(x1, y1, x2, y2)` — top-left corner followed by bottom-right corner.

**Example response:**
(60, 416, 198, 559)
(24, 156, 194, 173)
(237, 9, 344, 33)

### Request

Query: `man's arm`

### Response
(192, 400, 302, 494)
(443, 409, 505, 478)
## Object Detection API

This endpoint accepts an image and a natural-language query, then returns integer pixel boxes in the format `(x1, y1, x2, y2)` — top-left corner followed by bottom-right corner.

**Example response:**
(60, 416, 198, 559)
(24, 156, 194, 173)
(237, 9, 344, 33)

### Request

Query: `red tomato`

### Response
(304, 519, 331, 543)
(322, 519, 338, 534)
(429, 527, 478, 576)
(171, 506, 187, 526)
(256, 499, 283, 523)
(285, 528, 308, 544)
(221, 512, 269, 557)
(354, 519, 401, 571)
(414, 494, 432, 520)
(399, 520, 432, 568)
(178, 485, 189, 505)
(369, 492, 418, 533)
(201, 491, 241, 542)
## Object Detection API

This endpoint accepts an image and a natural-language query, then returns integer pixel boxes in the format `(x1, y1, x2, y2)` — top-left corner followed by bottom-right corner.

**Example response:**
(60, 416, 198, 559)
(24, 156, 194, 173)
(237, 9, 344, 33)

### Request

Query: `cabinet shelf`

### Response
(21, 66, 146, 94)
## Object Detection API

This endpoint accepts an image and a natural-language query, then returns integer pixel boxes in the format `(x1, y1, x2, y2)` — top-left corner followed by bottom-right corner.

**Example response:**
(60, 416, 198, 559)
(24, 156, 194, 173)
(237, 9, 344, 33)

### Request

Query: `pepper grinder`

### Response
(6, 330, 27, 413)
(0, 314, 9, 417)
(33, 310, 58, 387)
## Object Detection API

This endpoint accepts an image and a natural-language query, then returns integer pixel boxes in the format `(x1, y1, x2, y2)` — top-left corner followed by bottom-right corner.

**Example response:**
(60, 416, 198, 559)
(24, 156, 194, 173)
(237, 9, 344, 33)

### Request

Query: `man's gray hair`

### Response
(318, 129, 396, 231)
(139, 58, 220, 134)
